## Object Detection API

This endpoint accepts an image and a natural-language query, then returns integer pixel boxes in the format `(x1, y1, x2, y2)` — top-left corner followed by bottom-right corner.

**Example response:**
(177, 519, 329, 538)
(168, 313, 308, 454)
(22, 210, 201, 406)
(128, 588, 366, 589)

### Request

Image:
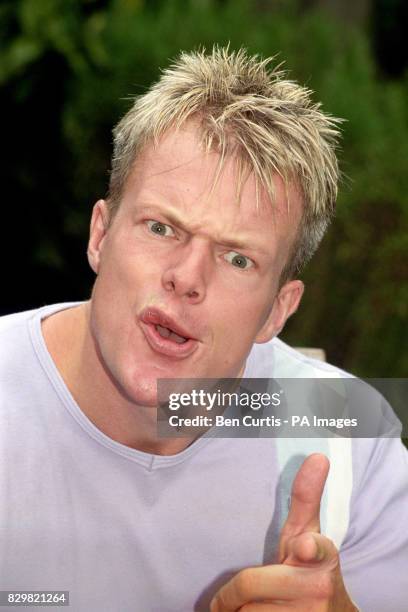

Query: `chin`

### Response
(121, 374, 159, 407)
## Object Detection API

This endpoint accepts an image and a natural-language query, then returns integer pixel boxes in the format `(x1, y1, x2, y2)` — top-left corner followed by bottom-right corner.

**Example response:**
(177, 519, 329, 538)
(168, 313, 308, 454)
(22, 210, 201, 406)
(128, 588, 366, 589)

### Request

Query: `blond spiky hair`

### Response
(109, 46, 342, 280)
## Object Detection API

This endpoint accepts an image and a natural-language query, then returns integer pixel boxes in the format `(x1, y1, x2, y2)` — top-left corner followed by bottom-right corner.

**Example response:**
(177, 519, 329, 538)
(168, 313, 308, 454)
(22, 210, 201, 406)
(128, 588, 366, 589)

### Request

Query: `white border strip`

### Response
(325, 437, 353, 548)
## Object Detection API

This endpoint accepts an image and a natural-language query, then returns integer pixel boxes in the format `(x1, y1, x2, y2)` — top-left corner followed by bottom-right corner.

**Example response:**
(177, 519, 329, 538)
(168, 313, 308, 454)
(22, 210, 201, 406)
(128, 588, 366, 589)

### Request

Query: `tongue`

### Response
(156, 324, 187, 344)
(156, 324, 170, 338)
(169, 330, 188, 344)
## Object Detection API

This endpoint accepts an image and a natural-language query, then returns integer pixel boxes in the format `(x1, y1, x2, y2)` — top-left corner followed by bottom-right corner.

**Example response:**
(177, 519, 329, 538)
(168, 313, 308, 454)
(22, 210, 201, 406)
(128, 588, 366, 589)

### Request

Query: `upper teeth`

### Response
(156, 324, 187, 344)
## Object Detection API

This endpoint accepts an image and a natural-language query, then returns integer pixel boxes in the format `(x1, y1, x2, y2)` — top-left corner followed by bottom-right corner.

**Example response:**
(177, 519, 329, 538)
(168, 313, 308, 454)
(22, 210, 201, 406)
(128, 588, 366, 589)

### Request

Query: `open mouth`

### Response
(140, 308, 199, 359)
(155, 324, 188, 344)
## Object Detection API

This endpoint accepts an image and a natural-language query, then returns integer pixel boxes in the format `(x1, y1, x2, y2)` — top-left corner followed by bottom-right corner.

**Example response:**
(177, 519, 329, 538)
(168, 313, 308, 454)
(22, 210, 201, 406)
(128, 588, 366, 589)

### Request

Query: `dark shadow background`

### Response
(1, 0, 407, 377)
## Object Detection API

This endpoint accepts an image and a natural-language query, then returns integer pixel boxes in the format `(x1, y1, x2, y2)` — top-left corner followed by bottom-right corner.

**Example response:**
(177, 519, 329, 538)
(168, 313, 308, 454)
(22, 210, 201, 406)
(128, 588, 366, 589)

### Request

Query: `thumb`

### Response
(279, 453, 330, 562)
(283, 531, 338, 568)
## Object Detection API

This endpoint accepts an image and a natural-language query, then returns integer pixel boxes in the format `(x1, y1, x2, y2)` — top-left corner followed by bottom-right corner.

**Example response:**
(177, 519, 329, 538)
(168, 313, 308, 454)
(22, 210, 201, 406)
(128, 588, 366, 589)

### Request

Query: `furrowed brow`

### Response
(138, 203, 265, 253)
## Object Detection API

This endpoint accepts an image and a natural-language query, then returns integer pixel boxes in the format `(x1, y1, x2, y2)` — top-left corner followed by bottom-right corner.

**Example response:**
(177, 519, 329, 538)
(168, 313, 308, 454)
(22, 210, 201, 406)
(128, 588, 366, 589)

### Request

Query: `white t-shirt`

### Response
(0, 303, 407, 611)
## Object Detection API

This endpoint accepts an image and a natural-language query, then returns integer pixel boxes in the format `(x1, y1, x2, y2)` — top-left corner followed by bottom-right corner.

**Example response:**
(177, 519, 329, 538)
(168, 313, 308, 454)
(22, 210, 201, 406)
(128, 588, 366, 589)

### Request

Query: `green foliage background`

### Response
(1, 0, 407, 379)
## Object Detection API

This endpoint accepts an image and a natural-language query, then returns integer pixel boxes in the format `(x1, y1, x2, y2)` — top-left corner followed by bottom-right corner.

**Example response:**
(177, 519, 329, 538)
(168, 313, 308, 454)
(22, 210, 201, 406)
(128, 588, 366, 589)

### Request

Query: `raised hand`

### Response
(210, 454, 358, 611)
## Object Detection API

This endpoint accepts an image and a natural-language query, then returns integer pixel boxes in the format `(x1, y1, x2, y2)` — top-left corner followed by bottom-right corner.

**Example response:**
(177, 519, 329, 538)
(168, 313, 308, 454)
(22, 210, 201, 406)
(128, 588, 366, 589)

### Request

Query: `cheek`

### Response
(211, 294, 267, 344)
(206, 300, 263, 375)
(97, 236, 159, 299)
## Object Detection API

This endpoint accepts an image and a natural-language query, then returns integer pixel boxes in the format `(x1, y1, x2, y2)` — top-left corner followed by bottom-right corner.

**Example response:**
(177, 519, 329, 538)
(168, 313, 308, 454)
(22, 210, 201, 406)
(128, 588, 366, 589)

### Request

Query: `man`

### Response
(1, 48, 407, 611)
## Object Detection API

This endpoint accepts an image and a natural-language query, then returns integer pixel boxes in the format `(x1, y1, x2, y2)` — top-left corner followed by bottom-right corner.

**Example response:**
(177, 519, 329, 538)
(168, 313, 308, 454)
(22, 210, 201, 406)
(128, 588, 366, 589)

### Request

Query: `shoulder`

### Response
(0, 307, 40, 334)
(0, 307, 42, 364)
(246, 336, 407, 541)
(245, 336, 354, 379)
(0, 302, 83, 374)
(0, 302, 84, 336)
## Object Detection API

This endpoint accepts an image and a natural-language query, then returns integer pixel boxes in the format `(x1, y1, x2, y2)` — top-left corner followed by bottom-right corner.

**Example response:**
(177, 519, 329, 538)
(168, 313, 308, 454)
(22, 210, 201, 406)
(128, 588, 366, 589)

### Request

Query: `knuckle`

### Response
(235, 568, 257, 599)
(312, 571, 335, 600)
(210, 591, 228, 612)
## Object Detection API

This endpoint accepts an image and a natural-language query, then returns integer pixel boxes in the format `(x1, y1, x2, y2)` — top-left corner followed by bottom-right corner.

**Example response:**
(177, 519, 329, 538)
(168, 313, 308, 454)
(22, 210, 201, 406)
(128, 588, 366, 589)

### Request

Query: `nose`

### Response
(161, 238, 211, 304)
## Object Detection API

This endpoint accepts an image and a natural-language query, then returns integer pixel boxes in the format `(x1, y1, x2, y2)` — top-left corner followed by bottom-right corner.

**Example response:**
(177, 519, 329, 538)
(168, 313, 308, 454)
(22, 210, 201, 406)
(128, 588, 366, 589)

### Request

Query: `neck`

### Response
(41, 301, 199, 455)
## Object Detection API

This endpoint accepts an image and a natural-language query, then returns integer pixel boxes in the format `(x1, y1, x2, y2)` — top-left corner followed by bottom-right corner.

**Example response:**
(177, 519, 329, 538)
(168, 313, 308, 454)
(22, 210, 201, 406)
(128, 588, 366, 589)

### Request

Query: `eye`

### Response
(224, 251, 254, 270)
(146, 220, 175, 237)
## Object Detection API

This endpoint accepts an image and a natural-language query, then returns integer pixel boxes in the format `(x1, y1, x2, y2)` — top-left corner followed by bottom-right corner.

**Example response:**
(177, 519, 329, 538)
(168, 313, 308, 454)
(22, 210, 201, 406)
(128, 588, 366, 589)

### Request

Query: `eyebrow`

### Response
(137, 203, 268, 254)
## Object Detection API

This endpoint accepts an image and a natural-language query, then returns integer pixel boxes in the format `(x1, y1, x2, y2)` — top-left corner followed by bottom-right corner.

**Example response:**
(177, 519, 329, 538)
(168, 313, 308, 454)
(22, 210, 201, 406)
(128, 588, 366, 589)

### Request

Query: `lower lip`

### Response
(140, 322, 199, 359)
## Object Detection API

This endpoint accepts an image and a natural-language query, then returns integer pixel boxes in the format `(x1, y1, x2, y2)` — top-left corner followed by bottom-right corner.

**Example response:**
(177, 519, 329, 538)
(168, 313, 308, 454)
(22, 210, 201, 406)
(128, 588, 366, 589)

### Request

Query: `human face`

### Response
(87, 124, 304, 407)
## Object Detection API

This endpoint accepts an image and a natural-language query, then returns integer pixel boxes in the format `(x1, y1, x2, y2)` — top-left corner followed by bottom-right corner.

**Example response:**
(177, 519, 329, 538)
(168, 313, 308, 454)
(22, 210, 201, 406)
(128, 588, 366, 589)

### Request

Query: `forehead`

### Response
(120, 124, 303, 249)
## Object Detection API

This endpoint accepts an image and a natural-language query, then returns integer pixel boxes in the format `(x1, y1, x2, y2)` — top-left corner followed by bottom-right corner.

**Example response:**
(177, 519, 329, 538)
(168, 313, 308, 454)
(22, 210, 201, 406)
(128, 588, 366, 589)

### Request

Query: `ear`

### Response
(255, 280, 304, 344)
(87, 199, 110, 274)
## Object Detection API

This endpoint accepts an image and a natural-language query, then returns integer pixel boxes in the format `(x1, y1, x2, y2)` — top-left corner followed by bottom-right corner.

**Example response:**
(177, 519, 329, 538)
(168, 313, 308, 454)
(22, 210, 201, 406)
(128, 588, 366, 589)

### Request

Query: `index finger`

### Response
(279, 453, 329, 560)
